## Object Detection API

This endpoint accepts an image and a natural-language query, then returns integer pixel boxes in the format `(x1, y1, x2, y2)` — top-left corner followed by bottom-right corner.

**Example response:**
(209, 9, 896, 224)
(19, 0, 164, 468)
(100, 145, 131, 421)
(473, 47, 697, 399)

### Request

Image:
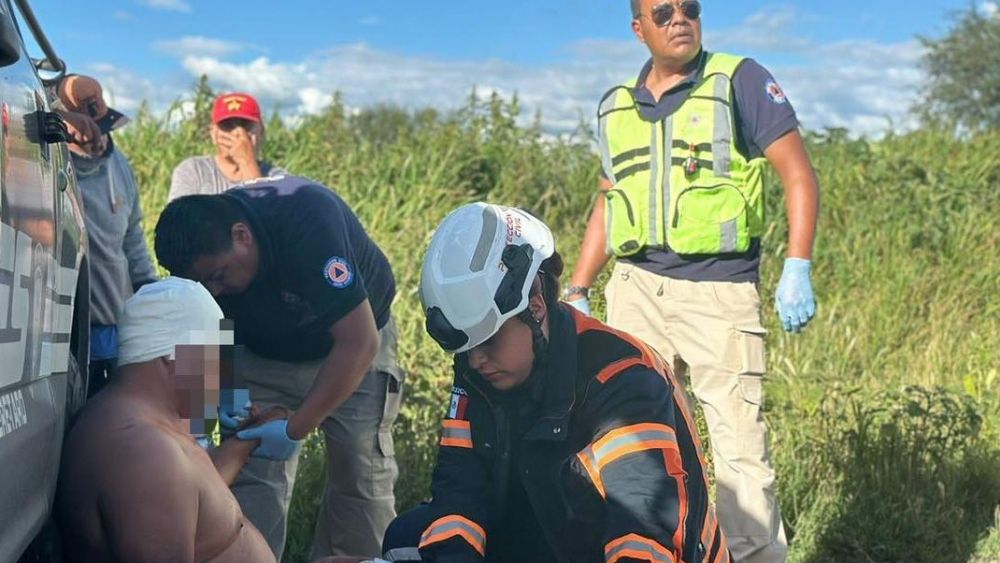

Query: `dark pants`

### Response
(87, 357, 117, 398)
(231, 318, 404, 560)
(381, 504, 431, 562)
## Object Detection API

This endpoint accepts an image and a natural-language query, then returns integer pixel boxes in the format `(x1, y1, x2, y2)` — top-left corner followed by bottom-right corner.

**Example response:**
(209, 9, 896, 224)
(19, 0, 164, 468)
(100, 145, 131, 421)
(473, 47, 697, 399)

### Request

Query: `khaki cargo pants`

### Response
(231, 317, 404, 561)
(605, 263, 788, 563)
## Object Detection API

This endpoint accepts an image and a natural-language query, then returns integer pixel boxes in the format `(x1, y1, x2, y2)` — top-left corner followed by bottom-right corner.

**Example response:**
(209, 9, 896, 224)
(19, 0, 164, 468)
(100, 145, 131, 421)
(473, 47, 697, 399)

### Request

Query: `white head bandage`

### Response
(117, 276, 231, 367)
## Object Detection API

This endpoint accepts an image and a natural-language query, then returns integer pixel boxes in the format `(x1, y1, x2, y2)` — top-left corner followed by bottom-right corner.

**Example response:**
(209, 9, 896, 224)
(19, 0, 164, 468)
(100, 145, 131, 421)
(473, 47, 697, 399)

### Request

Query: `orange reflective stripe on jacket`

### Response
(576, 423, 682, 499)
(419, 514, 486, 556)
(569, 307, 713, 493)
(439, 419, 473, 448)
(604, 533, 676, 563)
(701, 508, 730, 563)
(596, 356, 647, 384)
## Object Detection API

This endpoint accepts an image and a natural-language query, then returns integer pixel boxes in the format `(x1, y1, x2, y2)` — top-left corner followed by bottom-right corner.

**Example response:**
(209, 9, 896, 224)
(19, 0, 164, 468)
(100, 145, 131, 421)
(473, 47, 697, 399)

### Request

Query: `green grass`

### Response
(118, 83, 1000, 563)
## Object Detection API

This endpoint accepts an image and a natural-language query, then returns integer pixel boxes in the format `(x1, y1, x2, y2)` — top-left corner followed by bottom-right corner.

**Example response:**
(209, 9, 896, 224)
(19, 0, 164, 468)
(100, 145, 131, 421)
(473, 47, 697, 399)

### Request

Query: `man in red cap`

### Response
(168, 92, 286, 201)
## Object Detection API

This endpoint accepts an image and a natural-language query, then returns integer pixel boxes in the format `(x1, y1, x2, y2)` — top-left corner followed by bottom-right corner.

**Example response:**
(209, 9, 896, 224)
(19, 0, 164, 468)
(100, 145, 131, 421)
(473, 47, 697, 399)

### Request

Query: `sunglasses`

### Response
(645, 0, 701, 27)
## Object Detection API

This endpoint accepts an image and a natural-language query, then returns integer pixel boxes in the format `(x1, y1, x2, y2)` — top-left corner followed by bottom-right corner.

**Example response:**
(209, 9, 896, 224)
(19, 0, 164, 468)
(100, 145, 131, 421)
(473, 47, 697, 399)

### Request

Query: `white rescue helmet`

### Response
(420, 203, 555, 353)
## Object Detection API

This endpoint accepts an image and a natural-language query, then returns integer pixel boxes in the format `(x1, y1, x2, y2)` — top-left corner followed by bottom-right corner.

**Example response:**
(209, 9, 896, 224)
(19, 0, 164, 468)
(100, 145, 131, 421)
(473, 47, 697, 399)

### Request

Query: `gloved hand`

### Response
(236, 419, 302, 460)
(774, 257, 816, 333)
(219, 388, 251, 429)
(564, 297, 591, 316)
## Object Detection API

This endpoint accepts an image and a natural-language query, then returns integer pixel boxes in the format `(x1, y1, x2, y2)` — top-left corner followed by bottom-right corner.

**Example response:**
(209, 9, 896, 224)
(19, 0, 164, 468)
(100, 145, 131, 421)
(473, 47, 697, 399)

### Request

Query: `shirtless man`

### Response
(57, 277, 279, 563)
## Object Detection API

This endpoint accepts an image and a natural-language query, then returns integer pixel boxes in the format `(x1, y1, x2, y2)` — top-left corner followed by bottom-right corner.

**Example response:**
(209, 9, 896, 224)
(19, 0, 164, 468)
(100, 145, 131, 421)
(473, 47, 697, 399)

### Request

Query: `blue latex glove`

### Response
(774, 257, 817, 333)
(565, 297, 592, 316)
(218, 388, 251, 429)
(236, 419, 302, 460)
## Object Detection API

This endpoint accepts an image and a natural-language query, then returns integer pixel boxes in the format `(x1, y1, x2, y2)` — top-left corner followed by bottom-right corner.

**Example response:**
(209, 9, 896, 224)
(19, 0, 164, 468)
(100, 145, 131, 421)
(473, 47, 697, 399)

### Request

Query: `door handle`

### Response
(57, 168, 70, 192)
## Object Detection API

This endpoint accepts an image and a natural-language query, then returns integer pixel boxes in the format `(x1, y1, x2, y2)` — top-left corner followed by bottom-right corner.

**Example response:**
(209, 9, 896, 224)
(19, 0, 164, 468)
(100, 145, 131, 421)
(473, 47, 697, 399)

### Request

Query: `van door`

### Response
(0, 0, 65, 559)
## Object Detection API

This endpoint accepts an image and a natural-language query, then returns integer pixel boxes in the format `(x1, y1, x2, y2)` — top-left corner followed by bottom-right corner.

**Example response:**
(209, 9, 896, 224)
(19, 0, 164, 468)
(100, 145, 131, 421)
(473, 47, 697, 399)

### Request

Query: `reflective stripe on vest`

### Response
(597, 52, 767, 257)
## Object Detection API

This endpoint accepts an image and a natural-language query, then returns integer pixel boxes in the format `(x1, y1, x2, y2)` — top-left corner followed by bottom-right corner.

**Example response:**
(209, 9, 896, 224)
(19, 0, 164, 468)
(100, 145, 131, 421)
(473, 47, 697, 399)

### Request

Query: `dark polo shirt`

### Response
(219, 176, 395, 361)
(611, 50, 799, 283)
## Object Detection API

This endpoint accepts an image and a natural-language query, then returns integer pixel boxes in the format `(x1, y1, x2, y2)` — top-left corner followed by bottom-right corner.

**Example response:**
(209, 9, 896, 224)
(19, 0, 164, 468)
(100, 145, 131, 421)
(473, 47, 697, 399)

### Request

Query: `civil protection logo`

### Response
(765, 79, 787, 104)
(323, 256, 354, 288)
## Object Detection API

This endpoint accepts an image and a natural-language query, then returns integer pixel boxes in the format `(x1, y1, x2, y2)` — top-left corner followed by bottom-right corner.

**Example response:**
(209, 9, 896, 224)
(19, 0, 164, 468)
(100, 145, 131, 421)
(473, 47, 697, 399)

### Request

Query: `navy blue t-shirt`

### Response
(218, 176, 395, 361)
(610, 51, 799, 283)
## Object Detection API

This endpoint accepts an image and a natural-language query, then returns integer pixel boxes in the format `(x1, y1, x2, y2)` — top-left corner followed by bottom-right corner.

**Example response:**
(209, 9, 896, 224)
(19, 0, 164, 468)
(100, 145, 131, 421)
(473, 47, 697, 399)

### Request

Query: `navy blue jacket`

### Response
(419, 305, 729, 563)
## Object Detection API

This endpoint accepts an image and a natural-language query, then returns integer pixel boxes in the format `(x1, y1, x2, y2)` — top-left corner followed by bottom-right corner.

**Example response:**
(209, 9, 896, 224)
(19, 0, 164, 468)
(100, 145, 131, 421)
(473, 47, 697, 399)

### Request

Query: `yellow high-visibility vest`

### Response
(597, 52, 766, 257)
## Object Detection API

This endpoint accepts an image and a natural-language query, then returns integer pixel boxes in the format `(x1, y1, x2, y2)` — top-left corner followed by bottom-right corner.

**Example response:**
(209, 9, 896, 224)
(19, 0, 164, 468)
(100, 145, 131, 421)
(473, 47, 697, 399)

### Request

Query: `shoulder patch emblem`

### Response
(323, 256, 354, 288)
(448, 386, 469, 420)
(765, 79, 787, 104)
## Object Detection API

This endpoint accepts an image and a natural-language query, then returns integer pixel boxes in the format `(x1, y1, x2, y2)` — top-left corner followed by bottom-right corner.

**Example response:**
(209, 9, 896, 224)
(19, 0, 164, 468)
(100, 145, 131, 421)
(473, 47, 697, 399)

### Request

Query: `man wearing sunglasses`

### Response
(566, 1, 821, 561)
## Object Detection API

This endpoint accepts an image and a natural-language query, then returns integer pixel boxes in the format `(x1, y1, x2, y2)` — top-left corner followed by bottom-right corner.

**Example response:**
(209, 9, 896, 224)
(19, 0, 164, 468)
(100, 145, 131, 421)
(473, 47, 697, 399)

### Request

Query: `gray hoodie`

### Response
(72, 147, 157, 325)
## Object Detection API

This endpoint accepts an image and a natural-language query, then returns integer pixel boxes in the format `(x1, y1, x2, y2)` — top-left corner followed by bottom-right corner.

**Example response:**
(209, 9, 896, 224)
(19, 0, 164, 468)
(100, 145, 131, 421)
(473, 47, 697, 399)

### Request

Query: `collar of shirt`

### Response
(457, 305, 577, 441)
(631, 49, 707, 107)
(521, 304, 578, 442)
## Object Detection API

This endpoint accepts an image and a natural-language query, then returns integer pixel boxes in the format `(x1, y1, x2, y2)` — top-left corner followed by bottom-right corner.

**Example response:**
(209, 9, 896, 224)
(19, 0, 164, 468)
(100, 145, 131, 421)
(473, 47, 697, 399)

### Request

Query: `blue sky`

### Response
(25, 1, 999, 136)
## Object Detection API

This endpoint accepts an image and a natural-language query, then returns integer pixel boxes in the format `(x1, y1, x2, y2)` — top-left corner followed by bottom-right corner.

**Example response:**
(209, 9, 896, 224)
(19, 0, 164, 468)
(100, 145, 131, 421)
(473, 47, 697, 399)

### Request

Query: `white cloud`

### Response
(153, 36, 247, 58)
(181, 56, 308, 101)
(113, 10, 133, 21)
(359, 16, 382, 26)
(565, 39, 647, 62)
(764, 39, 925, 134)
(980, 2, 998, 17)
(80, 63, 160, 117)
(706, 7, 811, 52)
(108, 8, 927, 138)
(138, 0, 191, 13)
(298, 87, 334, 115)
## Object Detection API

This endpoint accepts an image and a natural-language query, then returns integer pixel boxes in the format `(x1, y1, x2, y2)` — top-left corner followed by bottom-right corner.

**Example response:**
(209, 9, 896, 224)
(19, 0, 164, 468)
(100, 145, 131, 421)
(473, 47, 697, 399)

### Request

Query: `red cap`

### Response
(211, 92, 261, 124)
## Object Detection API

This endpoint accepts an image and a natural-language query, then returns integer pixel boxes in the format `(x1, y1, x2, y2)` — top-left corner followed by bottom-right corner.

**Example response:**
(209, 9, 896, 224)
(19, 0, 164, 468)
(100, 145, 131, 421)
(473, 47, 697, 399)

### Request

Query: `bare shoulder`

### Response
(95, 420, 203, 559)
(105, 421, 194, 485)
(65, 397, 194, 493)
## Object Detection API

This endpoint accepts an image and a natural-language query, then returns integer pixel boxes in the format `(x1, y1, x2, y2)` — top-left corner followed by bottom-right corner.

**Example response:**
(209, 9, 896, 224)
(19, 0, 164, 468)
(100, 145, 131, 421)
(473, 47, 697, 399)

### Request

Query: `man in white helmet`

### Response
(378, 203, 730, 562)
(56, 277, 286, 563)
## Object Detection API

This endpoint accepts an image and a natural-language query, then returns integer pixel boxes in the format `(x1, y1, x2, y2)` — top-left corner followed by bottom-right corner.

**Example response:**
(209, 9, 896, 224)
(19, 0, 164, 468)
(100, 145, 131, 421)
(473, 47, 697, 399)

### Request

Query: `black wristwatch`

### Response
(562, 285, 590, 299)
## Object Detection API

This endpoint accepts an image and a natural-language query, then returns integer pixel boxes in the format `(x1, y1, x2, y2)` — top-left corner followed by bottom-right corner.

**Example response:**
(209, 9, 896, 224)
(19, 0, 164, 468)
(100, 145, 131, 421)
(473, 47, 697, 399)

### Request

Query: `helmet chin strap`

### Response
(517, 306, 548, 377)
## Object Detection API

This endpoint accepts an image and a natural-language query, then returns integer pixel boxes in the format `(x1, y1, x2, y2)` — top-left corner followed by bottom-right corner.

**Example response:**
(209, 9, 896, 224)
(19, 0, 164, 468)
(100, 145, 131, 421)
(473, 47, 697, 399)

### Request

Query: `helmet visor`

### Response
(425, 306, 469, 352)
(494, 244, 532, 314)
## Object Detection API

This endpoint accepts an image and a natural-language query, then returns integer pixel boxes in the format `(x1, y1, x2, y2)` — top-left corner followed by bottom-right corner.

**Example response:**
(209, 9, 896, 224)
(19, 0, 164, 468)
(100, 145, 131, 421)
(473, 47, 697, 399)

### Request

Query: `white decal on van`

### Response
(0, 222, 76, 387)
(0, 389, 28, 439)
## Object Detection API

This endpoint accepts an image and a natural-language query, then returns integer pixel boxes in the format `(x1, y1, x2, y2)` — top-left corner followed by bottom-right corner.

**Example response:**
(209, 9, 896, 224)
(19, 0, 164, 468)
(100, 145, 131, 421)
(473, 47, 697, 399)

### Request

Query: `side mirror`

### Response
(0, 9, 21, 67)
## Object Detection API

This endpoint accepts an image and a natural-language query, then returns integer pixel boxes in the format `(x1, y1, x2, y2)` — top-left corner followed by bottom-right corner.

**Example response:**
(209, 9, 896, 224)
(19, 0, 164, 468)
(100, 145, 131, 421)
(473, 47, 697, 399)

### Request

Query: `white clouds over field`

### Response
(104, 8, 928, 137)
(152, 36, 251, 58)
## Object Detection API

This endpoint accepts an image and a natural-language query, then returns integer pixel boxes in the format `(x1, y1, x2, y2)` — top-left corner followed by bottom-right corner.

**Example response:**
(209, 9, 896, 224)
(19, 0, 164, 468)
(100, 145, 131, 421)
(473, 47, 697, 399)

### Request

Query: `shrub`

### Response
(116, 85, 1000, 563)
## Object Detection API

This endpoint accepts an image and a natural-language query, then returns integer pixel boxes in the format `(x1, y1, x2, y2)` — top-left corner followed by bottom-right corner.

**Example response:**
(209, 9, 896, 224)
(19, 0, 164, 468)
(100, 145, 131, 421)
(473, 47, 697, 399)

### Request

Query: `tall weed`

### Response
(115, 86, 1000, 562)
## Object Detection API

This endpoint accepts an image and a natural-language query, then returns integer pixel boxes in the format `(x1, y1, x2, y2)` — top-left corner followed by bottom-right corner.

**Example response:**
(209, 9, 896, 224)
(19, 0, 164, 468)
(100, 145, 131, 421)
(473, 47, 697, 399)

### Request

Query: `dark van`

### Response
(0, 0, 90, 560)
